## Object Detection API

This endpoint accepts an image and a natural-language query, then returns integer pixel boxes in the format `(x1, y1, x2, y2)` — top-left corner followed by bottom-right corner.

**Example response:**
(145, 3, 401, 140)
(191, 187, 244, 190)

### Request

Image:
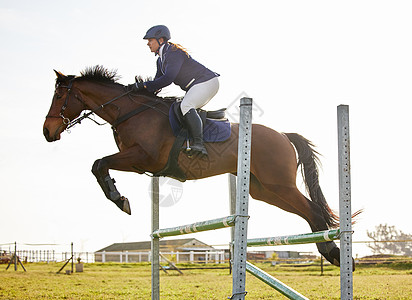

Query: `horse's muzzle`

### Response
(43, 127, 60, 142)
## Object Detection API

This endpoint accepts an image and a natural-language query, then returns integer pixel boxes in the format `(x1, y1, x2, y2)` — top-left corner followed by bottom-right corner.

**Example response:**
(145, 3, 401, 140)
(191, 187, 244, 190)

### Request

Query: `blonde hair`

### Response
(169, 42, 190, 58)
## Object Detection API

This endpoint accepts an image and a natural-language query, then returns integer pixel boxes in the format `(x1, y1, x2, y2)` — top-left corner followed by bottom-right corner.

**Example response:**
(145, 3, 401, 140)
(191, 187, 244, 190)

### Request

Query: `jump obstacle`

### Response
(150, 100, 353, 300)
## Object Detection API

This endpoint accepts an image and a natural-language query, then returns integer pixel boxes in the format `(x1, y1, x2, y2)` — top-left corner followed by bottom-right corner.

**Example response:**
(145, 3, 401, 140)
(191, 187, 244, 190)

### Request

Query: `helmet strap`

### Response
(155, 38, 168, 56)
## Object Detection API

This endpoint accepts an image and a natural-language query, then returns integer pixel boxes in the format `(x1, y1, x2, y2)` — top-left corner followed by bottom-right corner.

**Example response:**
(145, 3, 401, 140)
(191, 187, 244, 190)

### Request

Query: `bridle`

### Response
(46, 78, 170, 133)
(46, 79, 77, 125)
(46, 78, 132, 131)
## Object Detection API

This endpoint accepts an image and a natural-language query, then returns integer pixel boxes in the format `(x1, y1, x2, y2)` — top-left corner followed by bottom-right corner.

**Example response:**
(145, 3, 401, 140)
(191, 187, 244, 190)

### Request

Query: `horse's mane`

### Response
(73, 65, 174, 100)
(78, 65, 120, 84)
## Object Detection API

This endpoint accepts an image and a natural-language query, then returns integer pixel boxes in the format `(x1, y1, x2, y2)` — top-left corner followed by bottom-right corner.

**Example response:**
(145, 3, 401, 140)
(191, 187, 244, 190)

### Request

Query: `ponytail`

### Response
(169, 42, 190, 58)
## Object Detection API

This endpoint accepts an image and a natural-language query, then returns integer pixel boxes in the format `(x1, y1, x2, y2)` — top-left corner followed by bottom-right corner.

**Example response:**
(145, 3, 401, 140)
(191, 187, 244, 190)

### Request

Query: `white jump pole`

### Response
(231, 97, 253, 300)
(337, 105, 353, 299)
(151, 177, 160, 300)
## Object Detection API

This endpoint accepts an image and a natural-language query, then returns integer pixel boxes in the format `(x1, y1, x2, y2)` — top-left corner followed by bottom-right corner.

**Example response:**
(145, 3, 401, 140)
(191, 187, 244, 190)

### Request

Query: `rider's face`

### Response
(147, 38, 163, 53)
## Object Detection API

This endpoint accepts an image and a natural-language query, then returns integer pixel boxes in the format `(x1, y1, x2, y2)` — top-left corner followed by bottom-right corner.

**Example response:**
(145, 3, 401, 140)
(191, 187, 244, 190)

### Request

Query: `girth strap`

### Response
(153, 128, 188, 182)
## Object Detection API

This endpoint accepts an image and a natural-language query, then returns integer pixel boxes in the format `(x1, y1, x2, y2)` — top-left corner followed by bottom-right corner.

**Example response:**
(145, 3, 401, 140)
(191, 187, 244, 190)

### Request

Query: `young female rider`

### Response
(127, 25, 220, 156)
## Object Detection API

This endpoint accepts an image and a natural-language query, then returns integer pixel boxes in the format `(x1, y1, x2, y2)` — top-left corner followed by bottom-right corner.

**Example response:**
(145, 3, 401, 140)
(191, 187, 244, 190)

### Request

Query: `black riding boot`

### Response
(183, 108, 208, 156)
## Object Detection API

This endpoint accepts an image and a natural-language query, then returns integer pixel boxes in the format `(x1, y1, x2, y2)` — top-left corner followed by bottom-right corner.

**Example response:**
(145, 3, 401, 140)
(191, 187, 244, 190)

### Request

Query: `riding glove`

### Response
(127, 82, 145, 92)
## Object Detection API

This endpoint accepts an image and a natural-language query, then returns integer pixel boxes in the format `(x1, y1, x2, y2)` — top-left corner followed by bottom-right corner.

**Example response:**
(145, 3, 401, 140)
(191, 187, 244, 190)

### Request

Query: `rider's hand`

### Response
(127, 82, 145, 92)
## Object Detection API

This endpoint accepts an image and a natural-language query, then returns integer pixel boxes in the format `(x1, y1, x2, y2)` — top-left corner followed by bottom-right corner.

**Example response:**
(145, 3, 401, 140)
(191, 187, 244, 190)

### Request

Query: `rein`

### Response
(66, 90, 132, 130)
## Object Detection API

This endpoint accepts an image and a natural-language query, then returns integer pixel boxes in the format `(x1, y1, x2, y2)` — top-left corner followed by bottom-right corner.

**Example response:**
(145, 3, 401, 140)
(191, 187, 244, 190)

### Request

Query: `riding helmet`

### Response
(143, 25, 171, 41)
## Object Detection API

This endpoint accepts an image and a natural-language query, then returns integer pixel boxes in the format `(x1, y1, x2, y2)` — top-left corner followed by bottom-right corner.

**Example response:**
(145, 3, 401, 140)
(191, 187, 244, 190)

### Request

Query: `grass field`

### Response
(1, 262, 411, 299)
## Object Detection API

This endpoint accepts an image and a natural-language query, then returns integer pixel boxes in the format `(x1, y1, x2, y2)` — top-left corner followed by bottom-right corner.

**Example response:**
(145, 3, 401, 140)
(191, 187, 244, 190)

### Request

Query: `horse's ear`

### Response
(54, 69, 67, 81)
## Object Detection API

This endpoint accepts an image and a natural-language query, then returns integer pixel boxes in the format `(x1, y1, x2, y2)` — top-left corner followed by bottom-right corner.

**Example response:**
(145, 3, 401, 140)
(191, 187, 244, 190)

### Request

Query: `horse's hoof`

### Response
(113, 196, 131, 215)
(120, 196, 131, 215)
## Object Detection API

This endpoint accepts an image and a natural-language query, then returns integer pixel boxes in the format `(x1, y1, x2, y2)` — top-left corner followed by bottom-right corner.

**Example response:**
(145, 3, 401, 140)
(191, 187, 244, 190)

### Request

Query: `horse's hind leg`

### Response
(249, 178, 342, 267)
(305, 197, 341, 268)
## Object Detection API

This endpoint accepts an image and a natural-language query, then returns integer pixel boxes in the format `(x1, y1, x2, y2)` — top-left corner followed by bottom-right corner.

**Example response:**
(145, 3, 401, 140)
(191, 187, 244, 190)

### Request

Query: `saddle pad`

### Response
(169, 103, 231, 143)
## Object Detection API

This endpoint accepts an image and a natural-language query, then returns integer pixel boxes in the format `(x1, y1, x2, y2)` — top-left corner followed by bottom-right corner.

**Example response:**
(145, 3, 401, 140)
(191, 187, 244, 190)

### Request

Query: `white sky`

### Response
(1, 0, 411, 257)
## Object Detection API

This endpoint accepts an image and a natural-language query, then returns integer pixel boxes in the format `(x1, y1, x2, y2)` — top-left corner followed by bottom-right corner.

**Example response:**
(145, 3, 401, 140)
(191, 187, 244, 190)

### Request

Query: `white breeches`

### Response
(180, 77, 219, 115)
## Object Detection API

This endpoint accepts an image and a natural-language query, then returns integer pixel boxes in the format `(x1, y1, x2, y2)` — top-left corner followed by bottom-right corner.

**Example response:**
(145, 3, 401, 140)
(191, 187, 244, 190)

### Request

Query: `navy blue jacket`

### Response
(145, 43, 219, 93)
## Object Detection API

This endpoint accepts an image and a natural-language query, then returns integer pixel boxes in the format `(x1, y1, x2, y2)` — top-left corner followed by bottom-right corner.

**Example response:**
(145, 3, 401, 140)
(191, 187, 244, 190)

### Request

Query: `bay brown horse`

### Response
(43, 66, 345, 267)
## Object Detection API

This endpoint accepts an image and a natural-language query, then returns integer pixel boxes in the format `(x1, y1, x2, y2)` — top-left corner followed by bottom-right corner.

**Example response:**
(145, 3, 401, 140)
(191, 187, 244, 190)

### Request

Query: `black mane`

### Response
(78, 65, 120, 84)
(73, 65, 166, 99)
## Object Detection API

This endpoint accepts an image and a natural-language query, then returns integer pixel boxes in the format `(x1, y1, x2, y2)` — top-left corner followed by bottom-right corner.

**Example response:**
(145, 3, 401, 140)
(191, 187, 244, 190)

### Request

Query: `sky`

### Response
(1, 0, 411, 258)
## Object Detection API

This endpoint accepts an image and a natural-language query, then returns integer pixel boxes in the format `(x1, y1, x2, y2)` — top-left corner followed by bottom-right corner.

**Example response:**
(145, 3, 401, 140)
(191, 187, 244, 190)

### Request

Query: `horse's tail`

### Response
(284, 133, 339, 228)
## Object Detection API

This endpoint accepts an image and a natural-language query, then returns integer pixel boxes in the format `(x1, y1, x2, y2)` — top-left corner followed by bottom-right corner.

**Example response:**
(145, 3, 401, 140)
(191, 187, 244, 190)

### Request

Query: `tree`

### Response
(367, 224, 412, 256)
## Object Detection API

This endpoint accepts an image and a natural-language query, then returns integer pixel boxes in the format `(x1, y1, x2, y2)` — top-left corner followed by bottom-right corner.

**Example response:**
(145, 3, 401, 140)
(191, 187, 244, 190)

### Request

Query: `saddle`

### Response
(153, 101, 231, 181)
(169, 101, 230, 142)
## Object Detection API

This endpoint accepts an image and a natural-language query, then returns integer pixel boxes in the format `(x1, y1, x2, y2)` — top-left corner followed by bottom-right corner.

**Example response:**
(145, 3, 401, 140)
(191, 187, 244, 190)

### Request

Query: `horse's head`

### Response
(43, 70, 86, 142)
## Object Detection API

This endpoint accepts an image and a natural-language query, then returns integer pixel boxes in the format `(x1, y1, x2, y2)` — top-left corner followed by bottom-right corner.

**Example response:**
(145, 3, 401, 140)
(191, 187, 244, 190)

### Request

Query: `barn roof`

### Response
(95, 238, 214, 252)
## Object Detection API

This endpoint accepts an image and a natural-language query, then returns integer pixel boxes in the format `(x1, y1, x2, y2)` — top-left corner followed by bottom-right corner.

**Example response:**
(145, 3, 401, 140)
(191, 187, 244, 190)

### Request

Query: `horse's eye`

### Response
(54, 92, 62, 100)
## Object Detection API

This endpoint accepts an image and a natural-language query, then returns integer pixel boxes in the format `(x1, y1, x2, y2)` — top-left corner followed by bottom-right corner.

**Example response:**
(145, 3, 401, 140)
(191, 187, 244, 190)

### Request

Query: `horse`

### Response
(43, 65, 348, 268)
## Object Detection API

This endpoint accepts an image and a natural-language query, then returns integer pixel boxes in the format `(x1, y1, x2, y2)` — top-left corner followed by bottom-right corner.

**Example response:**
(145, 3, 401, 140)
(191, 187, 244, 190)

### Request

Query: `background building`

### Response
(95, 238, 218, 263)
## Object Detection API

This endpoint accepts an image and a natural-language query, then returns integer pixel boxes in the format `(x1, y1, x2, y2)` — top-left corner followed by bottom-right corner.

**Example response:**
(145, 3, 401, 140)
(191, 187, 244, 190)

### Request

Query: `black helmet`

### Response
(143, 25, 171, 41)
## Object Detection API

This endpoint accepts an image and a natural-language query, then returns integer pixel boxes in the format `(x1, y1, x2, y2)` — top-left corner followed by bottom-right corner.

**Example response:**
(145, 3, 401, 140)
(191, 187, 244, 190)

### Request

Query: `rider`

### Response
(128, 25, 219, 156)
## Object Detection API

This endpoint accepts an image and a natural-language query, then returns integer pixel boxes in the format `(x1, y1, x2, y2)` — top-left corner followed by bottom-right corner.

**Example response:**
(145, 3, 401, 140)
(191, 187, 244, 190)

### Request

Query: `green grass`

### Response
(0, 262, 411, 299)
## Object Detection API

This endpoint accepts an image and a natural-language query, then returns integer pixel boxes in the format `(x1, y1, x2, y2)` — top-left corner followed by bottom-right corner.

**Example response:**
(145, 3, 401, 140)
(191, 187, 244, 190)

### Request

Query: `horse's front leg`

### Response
(91, 146, 154, 215)
(92, 158, 132, 214)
